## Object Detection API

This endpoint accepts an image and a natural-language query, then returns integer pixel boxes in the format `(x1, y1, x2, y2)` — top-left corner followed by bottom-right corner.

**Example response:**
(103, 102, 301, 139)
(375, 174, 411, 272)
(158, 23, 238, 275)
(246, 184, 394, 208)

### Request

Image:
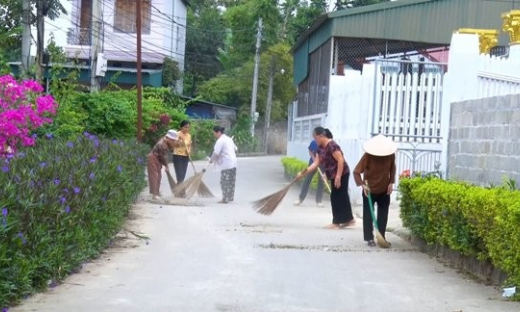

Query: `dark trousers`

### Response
(172, 155, 189, 183)
(299, 168, 324, 203)
(221, 168, 237, 201)
(363, 192, 390, 241)
(330, 173, 354, 224)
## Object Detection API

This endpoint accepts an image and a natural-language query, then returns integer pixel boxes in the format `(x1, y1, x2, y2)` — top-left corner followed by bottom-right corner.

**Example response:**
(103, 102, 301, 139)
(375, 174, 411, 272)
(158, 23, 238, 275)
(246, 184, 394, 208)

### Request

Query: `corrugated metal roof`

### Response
(293, 0, 520, 51)
(292, 0, 520, 85)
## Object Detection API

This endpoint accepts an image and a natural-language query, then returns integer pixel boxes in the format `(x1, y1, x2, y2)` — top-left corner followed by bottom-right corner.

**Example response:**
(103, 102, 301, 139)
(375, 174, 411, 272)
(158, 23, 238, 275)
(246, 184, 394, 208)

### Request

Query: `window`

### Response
(114, 0, 151, 34)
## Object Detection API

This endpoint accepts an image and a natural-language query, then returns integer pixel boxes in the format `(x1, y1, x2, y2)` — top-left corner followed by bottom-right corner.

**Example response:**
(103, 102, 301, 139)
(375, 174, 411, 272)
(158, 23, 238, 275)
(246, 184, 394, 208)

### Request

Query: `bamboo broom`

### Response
(166, 170, 177, 194)
(252, 170, 305, 215)
(365, 181, 391, 249)
(172, 162, 213, 199)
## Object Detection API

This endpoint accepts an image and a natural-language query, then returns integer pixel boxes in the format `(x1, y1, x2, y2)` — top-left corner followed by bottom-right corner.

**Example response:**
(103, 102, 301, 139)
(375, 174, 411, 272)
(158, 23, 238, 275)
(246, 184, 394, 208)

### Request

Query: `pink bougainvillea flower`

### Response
(0, 75, 57, 156)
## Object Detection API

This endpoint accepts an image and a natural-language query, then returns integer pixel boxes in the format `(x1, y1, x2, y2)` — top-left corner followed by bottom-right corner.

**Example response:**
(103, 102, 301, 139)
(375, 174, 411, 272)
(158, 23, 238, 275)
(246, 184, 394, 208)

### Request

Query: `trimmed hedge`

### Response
(281, 157, 328, 193)
(399, 177, 520, 291)
(0, 134, 149, 308)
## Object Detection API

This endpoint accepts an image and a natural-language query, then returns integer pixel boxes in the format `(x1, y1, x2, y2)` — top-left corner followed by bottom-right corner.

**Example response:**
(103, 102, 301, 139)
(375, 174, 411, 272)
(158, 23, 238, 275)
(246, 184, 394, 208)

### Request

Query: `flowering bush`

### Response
(0, 75, 57, 155)
(0, 133, 149, 308)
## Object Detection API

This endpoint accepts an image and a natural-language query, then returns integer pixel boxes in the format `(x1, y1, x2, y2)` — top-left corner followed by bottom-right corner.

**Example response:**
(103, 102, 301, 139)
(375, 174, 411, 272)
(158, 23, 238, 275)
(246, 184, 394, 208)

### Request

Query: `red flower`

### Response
(159, 114, 170, 126)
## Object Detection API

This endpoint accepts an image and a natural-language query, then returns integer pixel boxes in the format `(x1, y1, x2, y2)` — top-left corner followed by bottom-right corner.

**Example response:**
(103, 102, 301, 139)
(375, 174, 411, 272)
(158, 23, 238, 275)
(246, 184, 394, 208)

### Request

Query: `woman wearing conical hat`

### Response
(353, 134, 397, 247)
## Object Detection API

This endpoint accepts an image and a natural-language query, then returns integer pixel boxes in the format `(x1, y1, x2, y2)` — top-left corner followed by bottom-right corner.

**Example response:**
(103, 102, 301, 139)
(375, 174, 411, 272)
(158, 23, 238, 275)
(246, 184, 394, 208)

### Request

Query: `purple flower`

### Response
(29, 181, 35, 187)
(67, 141, 74, 148)
(63, 188, 69, 194)
(54, 179, 60, 185)
(60, 196, 66, 205)
(89, 173, 95, 180)
(39, 162, 47, 168)
(3, 307, 8, 312)
(1, 208, 7, 217)
(83, 131, 90, 137)
(31, 133, 37, 139)
(73, 187, 81, 194)
(93, 139, 100, 147)
(18, 152, 26, 158)
(45, 133, 53, 139)
(112, 139, 118, 144)
(55, 156, 61, 162)
(90, 156, 97, 163)
(137, 157, 143, 164)
(102, 196, 106, 202)
(6, 154, 14, 159)
(65, 206, 71, 214)
(14, 175, 20, 183)
(16, 232, 27, 244)
(1, 165, 8, 173)
(117, 166, 122, 172)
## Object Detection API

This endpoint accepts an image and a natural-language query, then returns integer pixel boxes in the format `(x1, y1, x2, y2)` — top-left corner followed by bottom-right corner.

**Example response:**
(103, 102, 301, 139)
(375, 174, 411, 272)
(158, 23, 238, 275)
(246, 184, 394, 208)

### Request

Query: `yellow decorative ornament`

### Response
(502, 10, 520, 45)
(457, 28, 498, 54)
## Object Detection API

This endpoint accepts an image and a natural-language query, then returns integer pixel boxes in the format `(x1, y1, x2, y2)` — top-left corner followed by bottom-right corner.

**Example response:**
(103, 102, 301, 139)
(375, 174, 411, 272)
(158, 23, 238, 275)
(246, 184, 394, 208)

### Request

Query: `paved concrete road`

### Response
(12, 156, 518, 312)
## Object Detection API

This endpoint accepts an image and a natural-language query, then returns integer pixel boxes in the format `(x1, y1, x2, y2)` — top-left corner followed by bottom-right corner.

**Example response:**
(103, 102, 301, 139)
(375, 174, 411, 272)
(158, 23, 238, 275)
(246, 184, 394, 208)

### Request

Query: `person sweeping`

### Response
(353, 134, 397, 247)
(210, 126, 237, 204)
(294, 139, 326, 207)
(297, 127, 355, 229)
(147, 130, 178, 202)
(172, 120, 192, 198)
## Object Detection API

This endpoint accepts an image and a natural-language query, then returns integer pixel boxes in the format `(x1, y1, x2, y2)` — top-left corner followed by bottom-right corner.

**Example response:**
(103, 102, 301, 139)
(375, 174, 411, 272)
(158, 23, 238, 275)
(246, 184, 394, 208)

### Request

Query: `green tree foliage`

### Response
(198, 42, 295, 122)
(184, 0, 227, 95)
(284, 0, 328, 45)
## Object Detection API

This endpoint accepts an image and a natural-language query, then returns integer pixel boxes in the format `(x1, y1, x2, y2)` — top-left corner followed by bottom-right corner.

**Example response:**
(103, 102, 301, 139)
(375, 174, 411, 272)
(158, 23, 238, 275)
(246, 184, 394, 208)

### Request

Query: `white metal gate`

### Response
(371, 59, 446, 182)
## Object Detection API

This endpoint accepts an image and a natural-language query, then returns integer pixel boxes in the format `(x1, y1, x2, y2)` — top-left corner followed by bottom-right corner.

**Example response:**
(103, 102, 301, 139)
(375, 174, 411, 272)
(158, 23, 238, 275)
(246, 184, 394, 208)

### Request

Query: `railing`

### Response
(67, 27, 91, 46)
(291, 114, 326, 143)
(372, 59, 446, 144)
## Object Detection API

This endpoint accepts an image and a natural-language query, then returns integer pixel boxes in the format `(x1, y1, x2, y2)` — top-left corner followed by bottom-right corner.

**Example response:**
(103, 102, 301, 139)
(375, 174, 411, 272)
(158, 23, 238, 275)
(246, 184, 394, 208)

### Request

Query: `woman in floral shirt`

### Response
(147, 130, 177, 201)
(297, 127, 355, 229)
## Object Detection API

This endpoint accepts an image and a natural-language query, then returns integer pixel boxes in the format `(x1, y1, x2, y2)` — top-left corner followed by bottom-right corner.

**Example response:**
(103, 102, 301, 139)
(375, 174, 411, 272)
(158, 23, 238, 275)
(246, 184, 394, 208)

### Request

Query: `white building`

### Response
(30, 0, 188, 89)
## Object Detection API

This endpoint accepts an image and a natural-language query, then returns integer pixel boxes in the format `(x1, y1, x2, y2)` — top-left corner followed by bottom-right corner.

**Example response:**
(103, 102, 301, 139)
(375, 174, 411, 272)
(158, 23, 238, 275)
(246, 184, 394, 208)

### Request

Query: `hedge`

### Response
(399, 177, 520, 291)
(281, 157, 329, 193)
(0, 134, 149, 308)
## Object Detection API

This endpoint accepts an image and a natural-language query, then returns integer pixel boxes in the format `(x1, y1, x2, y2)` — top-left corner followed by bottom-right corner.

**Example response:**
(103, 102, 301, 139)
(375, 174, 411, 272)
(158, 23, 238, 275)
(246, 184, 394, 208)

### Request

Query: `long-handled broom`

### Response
(172, 162, 213, 199)
(166, 170, 177, 194)
(252, 170, 305, 215)
(318, 167, 331, 193)
(365, 181, 391, 248)
(188, 157, 214, 198)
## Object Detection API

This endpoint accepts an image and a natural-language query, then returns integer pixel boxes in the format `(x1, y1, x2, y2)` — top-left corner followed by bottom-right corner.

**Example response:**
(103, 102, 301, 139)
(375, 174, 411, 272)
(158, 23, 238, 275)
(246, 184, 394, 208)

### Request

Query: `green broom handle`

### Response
(365, 181, 380, 231)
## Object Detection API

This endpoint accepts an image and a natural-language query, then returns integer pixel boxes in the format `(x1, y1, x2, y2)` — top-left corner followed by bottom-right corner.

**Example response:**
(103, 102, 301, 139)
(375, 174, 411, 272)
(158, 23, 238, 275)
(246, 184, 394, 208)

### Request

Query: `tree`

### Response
(285, 0, 328, 45)
(184, 0, 227, 96)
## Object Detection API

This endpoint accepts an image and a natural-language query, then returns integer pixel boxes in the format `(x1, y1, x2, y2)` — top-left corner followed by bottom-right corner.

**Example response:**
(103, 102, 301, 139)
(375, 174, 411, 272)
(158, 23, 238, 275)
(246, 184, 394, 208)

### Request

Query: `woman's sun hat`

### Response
(363, 134, 397, 156)
(166, 129, 179, 140)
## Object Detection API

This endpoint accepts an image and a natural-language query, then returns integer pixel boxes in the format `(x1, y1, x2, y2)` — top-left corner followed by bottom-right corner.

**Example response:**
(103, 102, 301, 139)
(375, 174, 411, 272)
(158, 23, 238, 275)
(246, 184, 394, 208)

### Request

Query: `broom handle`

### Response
(365, 181, 380, 231)
(317, 167, 332, 193)
(182, 138, 198, 173)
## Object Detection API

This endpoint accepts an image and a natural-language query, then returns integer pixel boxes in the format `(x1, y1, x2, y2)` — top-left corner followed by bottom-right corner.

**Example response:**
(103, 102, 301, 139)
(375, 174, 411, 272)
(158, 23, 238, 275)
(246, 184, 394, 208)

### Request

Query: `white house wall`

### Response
(31, 0, 187, 66)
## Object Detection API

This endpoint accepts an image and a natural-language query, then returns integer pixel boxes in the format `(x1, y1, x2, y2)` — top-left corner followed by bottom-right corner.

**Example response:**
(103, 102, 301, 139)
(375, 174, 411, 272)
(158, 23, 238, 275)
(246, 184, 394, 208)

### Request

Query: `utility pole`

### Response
(36, 0, 45, 82)
(21, 0, 31, 73)
(264, 56, 275, 154)
(90, 0, 102, 92)
(250, 18, 263, 136)
(136, 0, 143, 142)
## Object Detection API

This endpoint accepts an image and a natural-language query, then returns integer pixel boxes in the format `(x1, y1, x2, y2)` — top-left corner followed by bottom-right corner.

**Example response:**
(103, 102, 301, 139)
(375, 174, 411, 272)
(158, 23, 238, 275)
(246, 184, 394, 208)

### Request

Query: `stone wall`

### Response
(448, 93, 520, 184)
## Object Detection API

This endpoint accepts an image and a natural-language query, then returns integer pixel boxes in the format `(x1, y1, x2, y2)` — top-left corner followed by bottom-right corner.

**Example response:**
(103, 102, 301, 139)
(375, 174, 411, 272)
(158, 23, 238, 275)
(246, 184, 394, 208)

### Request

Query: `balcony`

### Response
(67, 27, 91, 46)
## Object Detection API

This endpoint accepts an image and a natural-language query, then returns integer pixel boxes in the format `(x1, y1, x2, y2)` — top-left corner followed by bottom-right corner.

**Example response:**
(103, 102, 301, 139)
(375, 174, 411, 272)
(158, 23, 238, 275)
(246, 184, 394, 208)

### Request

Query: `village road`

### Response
(12, 156, 519, 312)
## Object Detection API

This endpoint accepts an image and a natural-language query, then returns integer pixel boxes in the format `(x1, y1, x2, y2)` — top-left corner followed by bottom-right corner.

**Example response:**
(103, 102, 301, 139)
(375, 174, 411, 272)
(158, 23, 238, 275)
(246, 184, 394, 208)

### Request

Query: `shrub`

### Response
(0, 134, 148, 308)
(0, 75, 58, 154)
(229, 113, 258, 154)
(281, 157, 328, 193)
(190, 119, 217, 159)
(399, 177, 520, 292)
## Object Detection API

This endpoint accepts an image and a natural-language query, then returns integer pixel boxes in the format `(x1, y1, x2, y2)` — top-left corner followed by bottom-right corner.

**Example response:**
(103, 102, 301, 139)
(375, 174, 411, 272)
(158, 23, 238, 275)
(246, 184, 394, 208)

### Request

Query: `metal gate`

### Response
(371, 59, 447, 183)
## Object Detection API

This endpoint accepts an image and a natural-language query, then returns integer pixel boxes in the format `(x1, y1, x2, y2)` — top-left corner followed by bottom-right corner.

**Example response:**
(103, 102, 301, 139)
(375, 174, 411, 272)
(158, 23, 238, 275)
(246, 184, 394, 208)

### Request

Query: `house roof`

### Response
(292, 0, 520, 85)
(180, 96, 237, 111)
(293, 0, 520, 52)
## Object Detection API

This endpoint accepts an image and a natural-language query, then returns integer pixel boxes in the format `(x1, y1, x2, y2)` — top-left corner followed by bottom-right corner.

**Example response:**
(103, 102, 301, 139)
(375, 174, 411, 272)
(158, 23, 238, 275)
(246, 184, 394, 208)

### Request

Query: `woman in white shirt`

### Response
(210, 126, 237, 204)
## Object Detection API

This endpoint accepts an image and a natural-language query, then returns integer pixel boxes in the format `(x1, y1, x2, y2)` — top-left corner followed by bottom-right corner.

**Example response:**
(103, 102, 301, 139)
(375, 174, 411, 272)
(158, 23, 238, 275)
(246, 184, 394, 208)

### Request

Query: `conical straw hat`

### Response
(363, 134, 397, 156)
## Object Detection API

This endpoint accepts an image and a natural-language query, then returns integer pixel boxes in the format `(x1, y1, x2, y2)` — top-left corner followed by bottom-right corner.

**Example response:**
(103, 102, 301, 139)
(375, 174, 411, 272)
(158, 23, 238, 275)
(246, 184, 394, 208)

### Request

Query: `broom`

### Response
(172, 162, 213, 199)
(166, 170, 177, 194)
(252, 170, 305, 215)
(318, 167, 331, 193)
(365, 181, 391, 248)
(188, 158, 214, 198)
